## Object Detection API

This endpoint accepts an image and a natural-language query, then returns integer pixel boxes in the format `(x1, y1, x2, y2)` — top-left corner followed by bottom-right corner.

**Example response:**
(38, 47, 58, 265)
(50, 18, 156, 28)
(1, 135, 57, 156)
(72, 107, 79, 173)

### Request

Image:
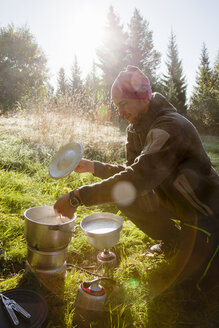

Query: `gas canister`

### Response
(74, 277, 115, 326)
(75, 278, 106, 312)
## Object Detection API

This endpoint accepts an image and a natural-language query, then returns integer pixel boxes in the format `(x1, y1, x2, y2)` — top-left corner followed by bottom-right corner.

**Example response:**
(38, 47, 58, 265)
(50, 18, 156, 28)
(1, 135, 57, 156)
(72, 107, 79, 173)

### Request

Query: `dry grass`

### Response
(0, 102, 125, 154)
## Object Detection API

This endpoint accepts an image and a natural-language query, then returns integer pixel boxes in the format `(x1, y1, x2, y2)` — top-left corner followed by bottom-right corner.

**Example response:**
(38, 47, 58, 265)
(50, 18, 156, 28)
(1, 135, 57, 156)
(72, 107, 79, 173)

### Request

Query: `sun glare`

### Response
(71, 8, 105, 56)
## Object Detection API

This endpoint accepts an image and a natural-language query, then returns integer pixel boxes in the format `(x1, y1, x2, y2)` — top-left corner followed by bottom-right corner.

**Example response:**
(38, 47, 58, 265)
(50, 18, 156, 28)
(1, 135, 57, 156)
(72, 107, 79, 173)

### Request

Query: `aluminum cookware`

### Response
(49, 141, 83, 180)
(27, 245, 67, 272)
(80, 212, 123, 250)
(24, 206, 76, 251)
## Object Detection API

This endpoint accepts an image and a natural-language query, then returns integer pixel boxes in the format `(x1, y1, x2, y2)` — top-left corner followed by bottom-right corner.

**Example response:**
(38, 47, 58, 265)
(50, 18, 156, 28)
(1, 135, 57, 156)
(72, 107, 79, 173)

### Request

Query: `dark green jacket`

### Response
(79, 93, 219, 228)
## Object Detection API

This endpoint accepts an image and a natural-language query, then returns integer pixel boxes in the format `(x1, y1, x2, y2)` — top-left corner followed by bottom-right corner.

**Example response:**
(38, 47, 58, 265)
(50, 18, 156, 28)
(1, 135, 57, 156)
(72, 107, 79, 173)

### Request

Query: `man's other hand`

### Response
(74, 158, 94, 174)
(54, 193, 76, 219)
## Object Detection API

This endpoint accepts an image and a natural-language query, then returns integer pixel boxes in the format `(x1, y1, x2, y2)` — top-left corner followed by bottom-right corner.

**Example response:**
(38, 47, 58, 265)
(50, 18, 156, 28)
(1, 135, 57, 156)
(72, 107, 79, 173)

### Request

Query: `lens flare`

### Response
(112, 181, 136, 206)
(128, 279, 139, 287)
(95, 104, 112, 122)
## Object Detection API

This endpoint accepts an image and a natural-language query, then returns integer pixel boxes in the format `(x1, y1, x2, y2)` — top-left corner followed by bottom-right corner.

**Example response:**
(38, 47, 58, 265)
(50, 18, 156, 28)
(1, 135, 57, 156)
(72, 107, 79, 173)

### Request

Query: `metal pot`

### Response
(24, 206, 76, 251)
(27, 245, 67, 272)
(80, 212, 123, 250)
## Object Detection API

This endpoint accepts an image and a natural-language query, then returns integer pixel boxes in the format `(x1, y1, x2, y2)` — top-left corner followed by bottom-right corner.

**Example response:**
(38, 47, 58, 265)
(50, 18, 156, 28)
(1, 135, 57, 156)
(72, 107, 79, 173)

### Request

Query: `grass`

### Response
(201, 135, 219, 173)
(0, 107, 219, 327)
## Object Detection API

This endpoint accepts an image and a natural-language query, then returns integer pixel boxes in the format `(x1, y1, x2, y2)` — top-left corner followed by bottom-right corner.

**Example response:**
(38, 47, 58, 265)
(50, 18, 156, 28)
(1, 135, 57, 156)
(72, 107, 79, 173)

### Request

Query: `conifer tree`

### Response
(127, 8, 161, 88)
(162, 31, 187, 115)
(85, 61, 101, 104)
(96, 6, 128, 97)
(189, 44, 219, 134)
(56, 67, 69, 97)
(211, 53, 219, 131)
(212, 52, 219, 90)
(83, 62, 102, 118)
(70, 56, 83, 94)
(192, 43, 212, 97)
(68, 55, 86, 114)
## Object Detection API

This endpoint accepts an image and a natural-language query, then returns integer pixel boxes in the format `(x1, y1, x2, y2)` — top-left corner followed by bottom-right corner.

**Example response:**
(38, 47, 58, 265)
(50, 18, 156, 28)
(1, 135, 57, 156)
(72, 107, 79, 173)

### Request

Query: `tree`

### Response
(70, 56, 83, 95)
(211, 53, 219, 132)
(84, 61, 101, 105)
(0, 24, 48, 112)
(56, 67, 69, 97)
(212, 52, 219, 91)
(189, 44, 219, 134)
(162, 31, 187, 115)
(127, 8, 161, 88)
(96, 6, 128, 97)
(69, 55, 89, 114)
(85, 62, 113, 122)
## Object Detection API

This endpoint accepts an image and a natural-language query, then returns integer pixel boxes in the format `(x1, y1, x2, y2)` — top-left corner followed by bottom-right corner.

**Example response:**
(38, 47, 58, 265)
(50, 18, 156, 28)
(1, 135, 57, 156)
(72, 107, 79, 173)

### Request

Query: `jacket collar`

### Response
(128, 92, 176, 133)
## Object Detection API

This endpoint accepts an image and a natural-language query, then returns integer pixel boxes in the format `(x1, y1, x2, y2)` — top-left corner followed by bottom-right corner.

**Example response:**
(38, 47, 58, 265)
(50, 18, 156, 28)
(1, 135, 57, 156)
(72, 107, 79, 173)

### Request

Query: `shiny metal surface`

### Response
(75, 283, 106, 311)
(27, 245, 67, 271)
(0, 294, 31, 325)
(80, 212, 123, 250)
(49, 141, 83, 179)
(26, 260, 67, 275)
(24, 206, 76, 251)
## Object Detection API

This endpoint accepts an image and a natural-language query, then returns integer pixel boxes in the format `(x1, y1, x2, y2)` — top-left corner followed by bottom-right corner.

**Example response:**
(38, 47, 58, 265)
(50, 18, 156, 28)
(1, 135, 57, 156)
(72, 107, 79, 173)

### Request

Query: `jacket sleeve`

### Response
(79, 125, 186, 206)
(93, 161, 125, 179)
(125, 128, 139, 166)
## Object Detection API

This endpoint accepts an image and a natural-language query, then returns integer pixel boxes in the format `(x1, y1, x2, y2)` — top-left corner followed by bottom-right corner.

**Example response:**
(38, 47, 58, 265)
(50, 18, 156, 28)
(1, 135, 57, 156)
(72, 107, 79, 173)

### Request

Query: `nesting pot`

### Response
(24, 206, 76, 251)
(27, 245, 67, 273)
(80, 212, 123, 250)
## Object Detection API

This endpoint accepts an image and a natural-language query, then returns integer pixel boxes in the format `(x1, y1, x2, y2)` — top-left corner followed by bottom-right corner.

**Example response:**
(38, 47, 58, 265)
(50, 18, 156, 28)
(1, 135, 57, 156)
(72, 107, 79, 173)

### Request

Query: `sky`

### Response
(0, 0, 218, 97)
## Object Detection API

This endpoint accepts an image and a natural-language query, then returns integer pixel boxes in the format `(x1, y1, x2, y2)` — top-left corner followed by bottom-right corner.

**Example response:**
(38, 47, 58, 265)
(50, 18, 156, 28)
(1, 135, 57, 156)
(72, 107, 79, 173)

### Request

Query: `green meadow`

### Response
(0, 109, 219, 328)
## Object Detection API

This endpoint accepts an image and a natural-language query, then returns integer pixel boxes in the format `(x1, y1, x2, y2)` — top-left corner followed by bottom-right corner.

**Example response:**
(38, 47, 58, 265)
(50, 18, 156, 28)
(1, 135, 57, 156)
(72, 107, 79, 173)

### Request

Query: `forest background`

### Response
(0, 5, 218, 135)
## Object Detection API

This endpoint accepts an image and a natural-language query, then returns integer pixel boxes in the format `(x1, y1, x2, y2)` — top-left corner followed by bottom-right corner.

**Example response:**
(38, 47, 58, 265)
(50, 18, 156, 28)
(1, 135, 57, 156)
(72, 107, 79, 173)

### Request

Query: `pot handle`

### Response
(49, 225, 77, 233)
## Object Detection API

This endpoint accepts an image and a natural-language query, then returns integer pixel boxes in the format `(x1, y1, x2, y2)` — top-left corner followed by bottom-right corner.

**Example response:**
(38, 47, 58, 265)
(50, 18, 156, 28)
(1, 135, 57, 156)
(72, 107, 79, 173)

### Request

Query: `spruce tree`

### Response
(70, 56, 83, 95)
(189, 44, 219, 134)
(85, 61, 101, 104)
(211, 53, 219, 132)
(127, 8, 161, 88)
(192, 43, 212, 97)
(162, 31, 187, 115)
(68, 55, 86, 114)
(96, 6, 128, 97)
(212, 52, 219, 91)
(56, 67, 69, 97)
(83, 62, 102, 118)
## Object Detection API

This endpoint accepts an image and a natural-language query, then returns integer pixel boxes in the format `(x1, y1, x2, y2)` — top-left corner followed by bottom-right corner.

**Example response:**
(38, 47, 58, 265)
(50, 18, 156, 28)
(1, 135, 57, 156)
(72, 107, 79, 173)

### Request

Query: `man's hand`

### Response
(54, 193, 76, 219)
(74, 158, 94, 174)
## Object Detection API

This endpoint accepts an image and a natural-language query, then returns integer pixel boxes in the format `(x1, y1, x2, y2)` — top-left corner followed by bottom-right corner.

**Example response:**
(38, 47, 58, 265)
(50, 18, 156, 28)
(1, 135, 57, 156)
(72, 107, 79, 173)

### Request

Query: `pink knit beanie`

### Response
(111, 65, 152, 101)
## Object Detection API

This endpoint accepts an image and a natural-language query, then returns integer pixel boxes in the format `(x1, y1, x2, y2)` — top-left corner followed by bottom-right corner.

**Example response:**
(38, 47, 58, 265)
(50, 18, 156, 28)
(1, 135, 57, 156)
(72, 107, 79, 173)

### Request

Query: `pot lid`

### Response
(49, 141, 83, 179)
(0, 288, 48, 328)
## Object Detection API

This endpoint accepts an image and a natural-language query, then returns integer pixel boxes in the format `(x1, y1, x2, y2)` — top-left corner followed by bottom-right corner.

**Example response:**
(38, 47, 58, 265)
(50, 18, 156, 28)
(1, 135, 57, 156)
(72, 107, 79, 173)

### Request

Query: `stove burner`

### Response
(97, 249, 116, 265)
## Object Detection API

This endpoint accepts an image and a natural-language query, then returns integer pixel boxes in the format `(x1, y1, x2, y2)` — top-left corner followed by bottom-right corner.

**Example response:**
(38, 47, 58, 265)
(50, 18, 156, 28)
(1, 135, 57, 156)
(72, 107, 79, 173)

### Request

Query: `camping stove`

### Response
(97, 249, 116, 266)
(80, 212, 123, 267)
